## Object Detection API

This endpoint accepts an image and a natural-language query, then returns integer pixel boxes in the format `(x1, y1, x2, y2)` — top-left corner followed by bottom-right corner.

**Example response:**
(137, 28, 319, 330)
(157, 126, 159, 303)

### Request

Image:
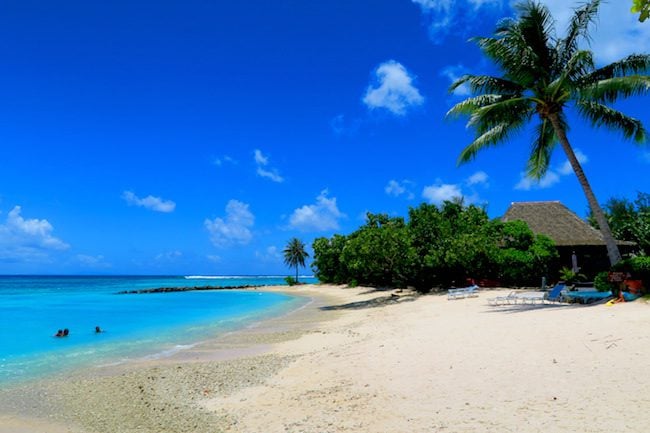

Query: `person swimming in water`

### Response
(54, 329, 64, 337)
(95, 326, 103, 333)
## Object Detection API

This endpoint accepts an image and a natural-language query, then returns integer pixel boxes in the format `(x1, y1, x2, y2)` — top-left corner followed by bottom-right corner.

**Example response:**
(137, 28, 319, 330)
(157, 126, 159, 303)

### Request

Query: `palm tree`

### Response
(283, 237, 309, 283)
(447, 0, 650, 266)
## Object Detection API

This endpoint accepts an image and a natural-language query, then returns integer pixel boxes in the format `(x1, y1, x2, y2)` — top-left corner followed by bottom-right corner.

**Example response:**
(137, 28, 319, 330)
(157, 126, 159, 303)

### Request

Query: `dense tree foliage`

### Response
(447, 0, 650, 267)
(312, 202, 558, 291)
(589, 192, 650, 255)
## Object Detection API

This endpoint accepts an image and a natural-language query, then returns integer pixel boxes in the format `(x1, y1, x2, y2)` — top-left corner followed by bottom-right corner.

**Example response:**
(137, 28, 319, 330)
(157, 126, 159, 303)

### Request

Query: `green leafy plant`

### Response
(559, 267, 587, 285)
(284, 276, 298, 286)
(594, 271, 616, 292)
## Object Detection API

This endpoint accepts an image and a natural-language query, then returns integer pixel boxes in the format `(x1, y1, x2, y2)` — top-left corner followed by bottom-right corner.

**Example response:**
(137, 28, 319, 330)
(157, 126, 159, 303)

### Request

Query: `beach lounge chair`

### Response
(487, 291, 519, 306)
(545, 283, 566, 303)
(447, 284, 479, 300)
(516, 291, 546, 304)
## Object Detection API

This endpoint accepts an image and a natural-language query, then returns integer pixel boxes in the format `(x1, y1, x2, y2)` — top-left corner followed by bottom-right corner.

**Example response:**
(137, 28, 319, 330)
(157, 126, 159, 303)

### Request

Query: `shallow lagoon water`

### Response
(0, 276, 313, 384)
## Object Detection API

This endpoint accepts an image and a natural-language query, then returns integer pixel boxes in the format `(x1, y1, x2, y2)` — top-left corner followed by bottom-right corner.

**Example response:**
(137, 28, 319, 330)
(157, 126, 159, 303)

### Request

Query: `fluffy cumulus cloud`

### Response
(466, 170, 489, 186)
(122, 191, 176, 213)
(204, 200, 255, 247)
(289, 190, 345, 232)
(363, 61, 424, 116)
(515, 149, 588, 190)
(254, 149, 284, 183)
(422, 171, 490, 204)
(0, 206, 69, 262)
(422, 183, 464, 204)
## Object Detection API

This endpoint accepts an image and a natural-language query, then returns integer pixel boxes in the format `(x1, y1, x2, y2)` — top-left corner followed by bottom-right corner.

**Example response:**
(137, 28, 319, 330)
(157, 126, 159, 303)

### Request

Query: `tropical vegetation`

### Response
(447, 0, 650, 267)
(312, 201, 558, 291)
(283, 237, 309, 284)
(589, 192, 650, 256)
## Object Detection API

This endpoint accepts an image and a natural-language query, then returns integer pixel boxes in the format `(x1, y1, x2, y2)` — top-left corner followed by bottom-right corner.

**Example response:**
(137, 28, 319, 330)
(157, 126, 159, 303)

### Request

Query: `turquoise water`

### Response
(0, 276, 315, 385)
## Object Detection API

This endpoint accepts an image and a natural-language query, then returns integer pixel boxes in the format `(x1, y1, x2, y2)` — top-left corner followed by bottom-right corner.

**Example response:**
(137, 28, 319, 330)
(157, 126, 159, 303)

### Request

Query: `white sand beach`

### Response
(1, 284, 649, 433)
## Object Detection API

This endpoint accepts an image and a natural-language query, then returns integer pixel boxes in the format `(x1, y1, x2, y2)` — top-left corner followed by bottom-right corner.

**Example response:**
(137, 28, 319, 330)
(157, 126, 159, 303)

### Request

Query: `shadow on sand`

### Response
(320, 292, 418, 311)
(482, 300, 608, 314)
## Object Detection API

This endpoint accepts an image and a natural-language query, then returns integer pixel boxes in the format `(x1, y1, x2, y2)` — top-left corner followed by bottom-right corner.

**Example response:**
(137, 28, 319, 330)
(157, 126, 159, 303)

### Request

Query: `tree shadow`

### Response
(482, 301, 605, 314)
(319, 293, 418, 311)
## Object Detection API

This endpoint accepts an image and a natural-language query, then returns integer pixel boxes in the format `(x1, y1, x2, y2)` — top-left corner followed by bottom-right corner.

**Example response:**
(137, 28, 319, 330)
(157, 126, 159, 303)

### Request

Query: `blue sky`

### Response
(1, 0, 648, 275)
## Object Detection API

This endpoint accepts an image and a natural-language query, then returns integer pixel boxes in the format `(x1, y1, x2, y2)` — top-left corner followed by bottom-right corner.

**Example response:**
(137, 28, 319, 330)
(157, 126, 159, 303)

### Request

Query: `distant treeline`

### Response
(311, 202, 558, 292)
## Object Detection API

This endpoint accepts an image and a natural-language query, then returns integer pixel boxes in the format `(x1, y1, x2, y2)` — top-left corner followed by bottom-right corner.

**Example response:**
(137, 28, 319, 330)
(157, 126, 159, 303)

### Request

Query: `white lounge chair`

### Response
(447, 284, 479, 300)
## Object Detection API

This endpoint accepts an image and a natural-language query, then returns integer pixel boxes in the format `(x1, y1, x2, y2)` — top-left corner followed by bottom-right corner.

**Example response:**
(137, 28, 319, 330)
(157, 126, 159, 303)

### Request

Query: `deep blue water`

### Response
(0, 275, 315, 385)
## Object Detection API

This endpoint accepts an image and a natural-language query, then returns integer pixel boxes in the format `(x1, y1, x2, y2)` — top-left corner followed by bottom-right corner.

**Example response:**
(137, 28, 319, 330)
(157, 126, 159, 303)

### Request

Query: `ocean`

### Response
(0, 275, 316, 385)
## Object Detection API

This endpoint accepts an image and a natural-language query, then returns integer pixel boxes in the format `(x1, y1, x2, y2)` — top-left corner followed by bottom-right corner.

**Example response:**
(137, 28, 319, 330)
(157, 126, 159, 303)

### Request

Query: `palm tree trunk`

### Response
(548, 113, 622, 266)
(295, 266, 299, 283)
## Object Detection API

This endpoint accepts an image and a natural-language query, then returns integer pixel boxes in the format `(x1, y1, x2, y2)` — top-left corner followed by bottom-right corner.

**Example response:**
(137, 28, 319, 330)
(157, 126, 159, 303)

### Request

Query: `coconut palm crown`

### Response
(447, 0, 650, 266)
(283, 237, 309, 282)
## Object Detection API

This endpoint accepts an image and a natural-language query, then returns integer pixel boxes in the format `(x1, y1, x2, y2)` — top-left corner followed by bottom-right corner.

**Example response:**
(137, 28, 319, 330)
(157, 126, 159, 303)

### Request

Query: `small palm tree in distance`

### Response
(283, 237, 309, 284)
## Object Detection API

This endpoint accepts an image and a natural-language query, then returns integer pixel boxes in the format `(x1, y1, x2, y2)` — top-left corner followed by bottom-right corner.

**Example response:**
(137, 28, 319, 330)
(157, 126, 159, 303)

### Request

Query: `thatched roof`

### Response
(502, 201, 634, 247)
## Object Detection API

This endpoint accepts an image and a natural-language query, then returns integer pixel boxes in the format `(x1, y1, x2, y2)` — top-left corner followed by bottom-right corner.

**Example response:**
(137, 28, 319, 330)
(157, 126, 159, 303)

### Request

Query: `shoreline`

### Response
(2, 285, 650, 432)
(0, 284, 345, 432)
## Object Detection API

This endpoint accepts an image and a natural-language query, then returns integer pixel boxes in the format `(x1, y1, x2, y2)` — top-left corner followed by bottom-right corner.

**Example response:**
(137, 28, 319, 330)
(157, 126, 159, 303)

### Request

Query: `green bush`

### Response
(284, 276, 298, 286)
(594, 271, 615, 292)
(311, 201, 559, 291)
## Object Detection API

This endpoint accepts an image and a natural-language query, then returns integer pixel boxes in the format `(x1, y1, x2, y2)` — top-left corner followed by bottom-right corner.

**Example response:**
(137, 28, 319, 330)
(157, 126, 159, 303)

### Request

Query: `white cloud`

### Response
(385, 180, 406, 197)
(440, 64, 471, 96)
(254, 149, 284, 183)
(214, 155, 236, 167)
(466, 170, 489, 186)
(422, 183, 464, 204)
(385, 179, 415, 199)
(515, 149, 589, 190)
(537, 0, 650, 64)
(422, 172, 490, 205)
(205, 200, 255, 247)
(557, 149, 588, 175)
(289, 190, 345, 232)
(0, 206, 69, 262)
(363, 61, 424, 116)
(122, 191, 176, 213)
(412, 0, 503, 42)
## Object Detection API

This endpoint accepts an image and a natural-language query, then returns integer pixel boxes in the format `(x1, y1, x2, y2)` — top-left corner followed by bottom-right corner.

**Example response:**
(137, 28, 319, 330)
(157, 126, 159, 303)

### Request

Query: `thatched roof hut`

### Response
(502, 201, 634, 277)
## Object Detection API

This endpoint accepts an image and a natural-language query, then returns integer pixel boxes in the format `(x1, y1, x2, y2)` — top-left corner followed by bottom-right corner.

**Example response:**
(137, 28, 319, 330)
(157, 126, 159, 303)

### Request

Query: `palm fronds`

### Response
(576, 101, 647, 143)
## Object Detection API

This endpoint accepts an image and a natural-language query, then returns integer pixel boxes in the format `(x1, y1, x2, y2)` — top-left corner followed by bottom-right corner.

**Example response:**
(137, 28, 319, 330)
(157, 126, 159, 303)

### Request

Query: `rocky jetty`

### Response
(116, 285, 262, 294)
